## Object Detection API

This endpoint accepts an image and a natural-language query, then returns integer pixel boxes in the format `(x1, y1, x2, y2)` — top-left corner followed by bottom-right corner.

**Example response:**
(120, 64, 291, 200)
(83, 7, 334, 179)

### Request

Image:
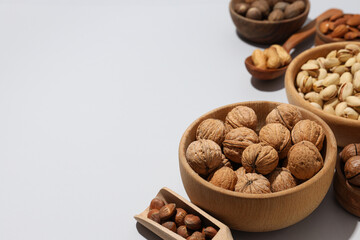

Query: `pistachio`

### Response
(301, 62, 319, 71)
(326, 50, 337, 59)
(323, 105, 336, 115)
(331, 65, 348, 75)
(317, 57, 326, 69)
(335, 102, 348, 116)
(324, 58, 341, 68)
(346, 44, 360, 55)
(318, 68, 328, 80)
(324, 98, 340, 108)
(305, 92, 323, 106)
(337, 49, 353, 62)
(310, 102, 322, 110)
(319, 85, 338, 101)
(340, 72, 353, 84)
(323, 73, 340, 86)
(313, 80, 325, 93)
(353, 70, 360, 91)
(344, 107, 359, 119)
(296, 71, 309, 87)
(351, 62, 360, 75)
(346, 95, 360, 108)
(272, 44, 291, 66)
(338, 82, 354, 102)
(299, 76, 314, 93)
(345, 57, 356, 67)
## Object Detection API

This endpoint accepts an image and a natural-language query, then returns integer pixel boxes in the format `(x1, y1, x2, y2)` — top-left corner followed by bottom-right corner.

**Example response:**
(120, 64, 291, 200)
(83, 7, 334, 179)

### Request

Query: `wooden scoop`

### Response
(245, 8, 343, 81)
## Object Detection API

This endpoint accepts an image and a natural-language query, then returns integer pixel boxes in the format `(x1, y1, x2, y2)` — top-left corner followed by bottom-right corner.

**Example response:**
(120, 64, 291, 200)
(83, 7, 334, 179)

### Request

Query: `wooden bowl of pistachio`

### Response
(178, 101, 337, 232)
(229, 0, 310, 44)
(285, 42, 360, 147)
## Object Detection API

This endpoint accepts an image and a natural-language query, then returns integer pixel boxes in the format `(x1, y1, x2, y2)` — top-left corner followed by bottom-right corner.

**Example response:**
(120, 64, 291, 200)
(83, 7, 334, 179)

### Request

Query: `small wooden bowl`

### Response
(285, 41, 360, 147)
(229, 0, 310, 44)
(178, 101, 337, 232)
(334, 155, 360, 217)
(134, 187, 233, 240)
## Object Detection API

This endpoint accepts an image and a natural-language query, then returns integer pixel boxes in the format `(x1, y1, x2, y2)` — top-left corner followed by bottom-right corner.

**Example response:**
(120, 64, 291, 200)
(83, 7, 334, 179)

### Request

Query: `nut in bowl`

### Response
(285, 42, 360, 147)
(229, 0, 310, 44)
(179, 101, 337, 232)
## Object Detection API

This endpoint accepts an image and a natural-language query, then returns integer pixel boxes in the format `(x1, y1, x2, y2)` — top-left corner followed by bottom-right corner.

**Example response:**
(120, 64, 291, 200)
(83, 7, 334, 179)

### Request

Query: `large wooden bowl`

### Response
(178, 101, 337, 232)
(285, 42, 360, 147)
(229, 0, 310, 44)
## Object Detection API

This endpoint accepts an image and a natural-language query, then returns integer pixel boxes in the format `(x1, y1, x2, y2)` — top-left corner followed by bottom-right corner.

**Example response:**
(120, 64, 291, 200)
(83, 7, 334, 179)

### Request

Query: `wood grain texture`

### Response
(334, 155, 360, 217)
(178, 101, 337, 232)
(134, 187, 233, 240)
(229, 0, 310, 44)
(285, 42, 360, 147)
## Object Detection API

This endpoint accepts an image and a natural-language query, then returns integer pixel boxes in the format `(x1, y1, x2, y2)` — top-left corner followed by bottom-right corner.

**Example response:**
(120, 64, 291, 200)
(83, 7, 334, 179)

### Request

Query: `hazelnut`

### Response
(177, 225, 191, 238)
(223, 127, 259, 163)
(344, 156, 360, 186)
(246, 7, 262, 20)
(340, 143, 360, 162)
(175, 208, 187, 226)
(196, 118, 226, 146)
(149, 197, 165, 210)
(225, 106, 258, 132)
(159, 203, 176, 221)
(235, 172, 271, 194)
(287, 141, 323, 180)
(291, 120, 325, 151)
(284, 0, 306, 19)
(147, 209, 160, 223)
(209, 167, 238, 191)
(202, 226, 218, 239)
(188, 231, 205, 240)
(251, 0, 270, 16)
(234, 3, 250, 15)
(268, 167, 297, 192)
(186, 139, 223, 176)
(268, 9, 284, 21)
(259, 123, 292, 159)
(161, 221, 177, 233)
(184, 214, 202, 230)
(265, 104, 302, 130)
(241, 143, 279, 175)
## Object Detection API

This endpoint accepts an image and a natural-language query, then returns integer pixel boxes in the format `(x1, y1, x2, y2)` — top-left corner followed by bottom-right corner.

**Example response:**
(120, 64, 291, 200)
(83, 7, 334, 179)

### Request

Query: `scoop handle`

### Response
(282, 8, 343, 53)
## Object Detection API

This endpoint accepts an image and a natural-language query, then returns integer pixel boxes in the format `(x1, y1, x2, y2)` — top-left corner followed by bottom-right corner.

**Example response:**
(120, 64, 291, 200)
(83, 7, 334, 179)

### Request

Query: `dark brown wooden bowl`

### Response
(229, 0, 310, 44)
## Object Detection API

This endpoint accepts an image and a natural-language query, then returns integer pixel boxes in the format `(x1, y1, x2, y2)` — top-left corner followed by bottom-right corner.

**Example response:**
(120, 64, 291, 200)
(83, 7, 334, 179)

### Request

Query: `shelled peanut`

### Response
(147, 198, 218, 239)
(252, 45, 291, 69)
(295, 43, 360, 120)
(319, 11, 360, 40)
(185, 104, 325, 194)
(339, 143, 360, 187)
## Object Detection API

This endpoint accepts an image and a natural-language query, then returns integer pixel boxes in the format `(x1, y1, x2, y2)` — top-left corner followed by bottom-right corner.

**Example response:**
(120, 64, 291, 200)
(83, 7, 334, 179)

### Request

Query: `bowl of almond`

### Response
(178, 101, 337, 232)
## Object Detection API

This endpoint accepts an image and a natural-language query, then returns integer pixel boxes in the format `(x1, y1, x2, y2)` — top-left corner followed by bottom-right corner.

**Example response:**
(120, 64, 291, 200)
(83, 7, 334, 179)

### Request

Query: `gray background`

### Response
(0, 0, 359, 239)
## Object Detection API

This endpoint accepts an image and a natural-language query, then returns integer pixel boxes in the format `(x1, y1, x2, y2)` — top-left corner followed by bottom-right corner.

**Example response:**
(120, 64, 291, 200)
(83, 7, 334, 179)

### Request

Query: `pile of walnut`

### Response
(234, 0, 306, 21)
(340, 143, 360, 187)
(186, 104, 325, 194)
(252, 45, 291, 69)
(147, 197, 218, 239)
(296, 43, 360, 120)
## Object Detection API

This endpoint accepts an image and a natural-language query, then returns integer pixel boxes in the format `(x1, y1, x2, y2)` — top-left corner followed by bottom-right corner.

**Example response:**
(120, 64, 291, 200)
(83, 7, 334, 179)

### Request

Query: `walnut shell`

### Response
(235, 166, 246, 180)
(224, 106, 258, 132)
(291, 120, 325, 151)
(223, 127, 259, 163)
(186, 139, 223, 176)
(265, 104, 302, 130)
(241, 143, 279, 175)
(268, 167, 297, 192)
(287, 141, 324, 180)
(340, 143, 360, 163)
(235, 173, 271, 194)
(196, 118, 226, 146)
(259, 123, 292, 159)
(209, 167, 238, 191)
(344, 156, 360, 187)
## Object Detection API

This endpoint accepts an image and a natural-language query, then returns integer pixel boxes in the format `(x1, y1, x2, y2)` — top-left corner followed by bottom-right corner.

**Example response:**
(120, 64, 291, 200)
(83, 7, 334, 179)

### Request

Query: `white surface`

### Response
(0, 0, 359, 239)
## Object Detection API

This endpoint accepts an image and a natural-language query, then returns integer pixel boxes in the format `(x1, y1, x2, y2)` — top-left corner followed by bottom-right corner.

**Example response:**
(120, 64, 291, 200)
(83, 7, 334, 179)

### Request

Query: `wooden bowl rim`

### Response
(285, 41, 360, 128)
(315, 15, 360, 43)
(179, 101, 337, 200)
(229, 0, 310, 25)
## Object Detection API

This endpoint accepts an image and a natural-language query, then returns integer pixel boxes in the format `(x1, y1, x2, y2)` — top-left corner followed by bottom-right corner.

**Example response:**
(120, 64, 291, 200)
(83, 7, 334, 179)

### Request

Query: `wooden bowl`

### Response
(134, 187, 233, 240)
(285, 41, 360, 147)
(229, 0, 310, 44)
(178, 101, 337, 232)
(334, 155, 360, 217)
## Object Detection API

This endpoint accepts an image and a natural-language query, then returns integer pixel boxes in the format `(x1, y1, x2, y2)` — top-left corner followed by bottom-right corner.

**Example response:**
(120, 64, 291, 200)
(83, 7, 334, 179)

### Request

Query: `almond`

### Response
(329, 12, 344, 21)
(328, 22, 335, 31)
(344, 31, 360, 40)
(333, 17, 348, 28)
(331, 24, 349, 38)
(319, 21, 329, 34)
(349, 27, 360, 33)
(347, 15, 360, 27)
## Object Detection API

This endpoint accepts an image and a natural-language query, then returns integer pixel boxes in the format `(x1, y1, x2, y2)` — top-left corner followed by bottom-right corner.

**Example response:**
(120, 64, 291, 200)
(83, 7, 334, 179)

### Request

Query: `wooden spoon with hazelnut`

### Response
(245, 8, 342, 81)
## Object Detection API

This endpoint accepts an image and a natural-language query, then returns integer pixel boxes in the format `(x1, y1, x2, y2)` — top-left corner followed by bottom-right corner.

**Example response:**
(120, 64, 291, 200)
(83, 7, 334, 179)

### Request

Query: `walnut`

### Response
(291, 120, 325, 151)
(265, 104, 302, 130)
(268, 167, 297, 192)
(287, 141, 324, 180)
(259, 123, 292, 159)
(224, 106, 258, 132)
(235, 173, 271, 194)
(209, 167, 238, 191)
(186, 139, 223, 176)
(235, 167, 246, 180)
(344, 156, 360, 186)
(223, 127, 259, 163)
(196, 118, 226, 146)
(241, 143, 279, 175)
(340, 143, 360, 163)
